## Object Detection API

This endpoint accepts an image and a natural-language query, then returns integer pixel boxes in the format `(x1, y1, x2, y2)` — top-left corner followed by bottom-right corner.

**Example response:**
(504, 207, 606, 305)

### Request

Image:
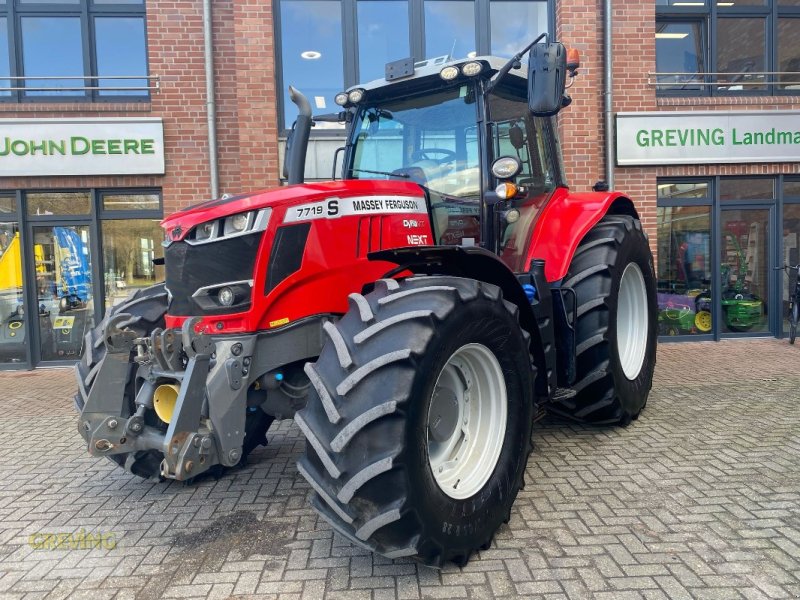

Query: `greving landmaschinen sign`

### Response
(616, 111, 800, 166)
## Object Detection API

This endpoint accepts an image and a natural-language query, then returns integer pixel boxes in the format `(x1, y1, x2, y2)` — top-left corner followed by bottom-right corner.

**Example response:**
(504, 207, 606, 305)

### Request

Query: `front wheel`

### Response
(790, 300, 798, 345)
(552, 215, 658, 425)
(294, 276, 535, 566)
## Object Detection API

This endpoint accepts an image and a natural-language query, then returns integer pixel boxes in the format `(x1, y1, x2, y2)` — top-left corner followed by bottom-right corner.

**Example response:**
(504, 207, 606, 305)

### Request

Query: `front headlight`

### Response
(187, 208, 271, 245)
(195, 221, 217, 241)
(224, 212, 251, 235)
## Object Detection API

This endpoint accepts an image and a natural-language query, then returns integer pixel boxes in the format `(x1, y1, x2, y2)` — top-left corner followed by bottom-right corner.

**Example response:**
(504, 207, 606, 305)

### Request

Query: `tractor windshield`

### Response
(348, 85, 483, 245)
(349, 85, 480, 197)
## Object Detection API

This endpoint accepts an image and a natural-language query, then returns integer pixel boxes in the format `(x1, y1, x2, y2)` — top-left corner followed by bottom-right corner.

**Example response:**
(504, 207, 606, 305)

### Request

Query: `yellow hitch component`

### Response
(153, 384, 180, 424)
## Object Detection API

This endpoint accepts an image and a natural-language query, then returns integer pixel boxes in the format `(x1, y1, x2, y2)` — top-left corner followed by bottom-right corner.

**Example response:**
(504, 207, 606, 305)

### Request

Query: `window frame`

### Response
(655, 0, 800, 97)
(274, 0, 555, 134)
(0, 0, 150, 104)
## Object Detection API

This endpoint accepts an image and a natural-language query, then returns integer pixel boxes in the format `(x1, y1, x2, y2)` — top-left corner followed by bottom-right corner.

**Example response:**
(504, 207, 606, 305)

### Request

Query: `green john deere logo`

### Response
(0, 136, 156, 157)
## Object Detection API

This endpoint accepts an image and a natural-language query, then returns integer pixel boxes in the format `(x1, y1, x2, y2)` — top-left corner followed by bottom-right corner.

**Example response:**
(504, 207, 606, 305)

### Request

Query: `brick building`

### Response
(0, 0, 797, 367)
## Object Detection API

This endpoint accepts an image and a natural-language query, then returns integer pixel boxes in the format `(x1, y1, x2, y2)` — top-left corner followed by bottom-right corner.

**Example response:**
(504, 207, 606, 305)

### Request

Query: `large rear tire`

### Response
(294, 276, 535, 566)
(552, 215, 657, 425)
(74, 284, 273, 478)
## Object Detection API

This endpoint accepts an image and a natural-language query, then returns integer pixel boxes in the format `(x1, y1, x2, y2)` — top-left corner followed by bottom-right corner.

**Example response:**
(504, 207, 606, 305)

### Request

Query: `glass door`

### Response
(32, 224, 94, 362)
(719, 209, 771, 335)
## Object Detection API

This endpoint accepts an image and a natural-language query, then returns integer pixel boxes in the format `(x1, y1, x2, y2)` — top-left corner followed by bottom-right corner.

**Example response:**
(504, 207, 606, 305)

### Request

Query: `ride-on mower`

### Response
(76, 35, 658, 566)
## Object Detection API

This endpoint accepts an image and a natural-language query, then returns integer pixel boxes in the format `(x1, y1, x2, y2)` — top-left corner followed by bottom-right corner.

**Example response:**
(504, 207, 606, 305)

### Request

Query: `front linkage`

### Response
(77, 314, 254, 480)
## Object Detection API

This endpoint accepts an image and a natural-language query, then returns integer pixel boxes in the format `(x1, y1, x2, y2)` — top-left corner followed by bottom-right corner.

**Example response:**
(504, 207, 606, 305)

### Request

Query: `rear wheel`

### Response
(552, 215, 657, 425)
(294, 276, 535, 566)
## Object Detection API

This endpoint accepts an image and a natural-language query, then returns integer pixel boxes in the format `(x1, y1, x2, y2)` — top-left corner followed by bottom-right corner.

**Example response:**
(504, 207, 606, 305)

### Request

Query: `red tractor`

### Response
(76, 36, 657, 566)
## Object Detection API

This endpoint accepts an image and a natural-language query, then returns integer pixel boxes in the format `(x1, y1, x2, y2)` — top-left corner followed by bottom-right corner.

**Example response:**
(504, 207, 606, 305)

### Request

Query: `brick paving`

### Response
(0, 338, 798, 600)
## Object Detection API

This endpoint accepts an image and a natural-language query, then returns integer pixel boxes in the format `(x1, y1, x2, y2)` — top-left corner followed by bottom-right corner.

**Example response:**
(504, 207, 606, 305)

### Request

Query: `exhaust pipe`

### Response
(284, 86, 313, 185)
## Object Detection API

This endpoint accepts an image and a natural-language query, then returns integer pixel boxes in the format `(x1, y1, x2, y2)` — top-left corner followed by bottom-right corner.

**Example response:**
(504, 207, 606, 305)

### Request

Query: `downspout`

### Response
(604, 0, 615, 190)
(202, 0, 220, 198)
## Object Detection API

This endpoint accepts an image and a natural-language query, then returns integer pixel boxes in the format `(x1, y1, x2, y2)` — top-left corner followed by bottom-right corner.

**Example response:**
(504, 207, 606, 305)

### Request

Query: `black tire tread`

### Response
(295, 276, 535, 565)
(551, 215, 656, 425)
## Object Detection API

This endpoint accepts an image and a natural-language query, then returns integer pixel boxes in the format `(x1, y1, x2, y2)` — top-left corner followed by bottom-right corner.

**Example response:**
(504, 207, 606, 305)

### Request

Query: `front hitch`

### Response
(77, 316, 252, 481)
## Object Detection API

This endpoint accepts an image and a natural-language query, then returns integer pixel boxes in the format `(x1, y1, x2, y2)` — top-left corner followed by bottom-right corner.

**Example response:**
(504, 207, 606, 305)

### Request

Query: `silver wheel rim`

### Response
(617, 262, 648, 380)
(427, 343, 507, 500)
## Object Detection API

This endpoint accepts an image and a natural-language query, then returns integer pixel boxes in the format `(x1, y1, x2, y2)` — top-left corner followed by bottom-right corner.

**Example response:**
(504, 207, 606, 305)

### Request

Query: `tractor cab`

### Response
(287, 37, 577, 272)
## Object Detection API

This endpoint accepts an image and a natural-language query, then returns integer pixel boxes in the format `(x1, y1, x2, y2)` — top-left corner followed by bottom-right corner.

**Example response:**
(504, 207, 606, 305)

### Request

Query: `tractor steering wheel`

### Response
(411, 148, 457, 165)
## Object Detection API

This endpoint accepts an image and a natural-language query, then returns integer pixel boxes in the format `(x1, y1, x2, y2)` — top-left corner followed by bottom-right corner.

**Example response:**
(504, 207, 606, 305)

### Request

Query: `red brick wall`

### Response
(0, 1, 281, 216)
(557, 0, 605, 195)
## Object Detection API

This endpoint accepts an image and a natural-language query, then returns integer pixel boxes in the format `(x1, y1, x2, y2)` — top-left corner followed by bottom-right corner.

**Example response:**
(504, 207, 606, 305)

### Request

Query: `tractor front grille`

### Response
(165, 233, 261, 316)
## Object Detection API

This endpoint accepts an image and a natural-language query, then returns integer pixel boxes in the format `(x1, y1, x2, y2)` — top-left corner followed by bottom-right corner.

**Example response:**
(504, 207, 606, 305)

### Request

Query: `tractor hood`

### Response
(161, 180, 426, 243)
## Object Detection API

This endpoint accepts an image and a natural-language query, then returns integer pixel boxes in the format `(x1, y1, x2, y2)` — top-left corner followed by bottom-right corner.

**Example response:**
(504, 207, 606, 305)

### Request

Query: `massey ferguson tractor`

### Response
(76, 35, 658, 566)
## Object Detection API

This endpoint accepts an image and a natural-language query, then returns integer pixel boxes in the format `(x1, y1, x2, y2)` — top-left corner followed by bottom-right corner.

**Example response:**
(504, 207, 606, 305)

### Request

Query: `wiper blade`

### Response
(352, 168, 409, 179)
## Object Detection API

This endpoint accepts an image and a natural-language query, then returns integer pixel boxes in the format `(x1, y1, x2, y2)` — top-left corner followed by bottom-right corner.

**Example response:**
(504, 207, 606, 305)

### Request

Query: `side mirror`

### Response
(527, 42, 567, 117)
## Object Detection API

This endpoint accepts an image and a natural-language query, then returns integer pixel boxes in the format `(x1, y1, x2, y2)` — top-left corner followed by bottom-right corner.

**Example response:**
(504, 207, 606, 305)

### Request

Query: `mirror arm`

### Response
(484, 32, 548, 96)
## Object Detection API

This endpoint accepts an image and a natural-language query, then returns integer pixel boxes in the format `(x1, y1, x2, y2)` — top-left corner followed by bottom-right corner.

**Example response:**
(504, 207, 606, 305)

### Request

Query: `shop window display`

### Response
(656, 206, 712, 336)
(101, 218, 164, 311)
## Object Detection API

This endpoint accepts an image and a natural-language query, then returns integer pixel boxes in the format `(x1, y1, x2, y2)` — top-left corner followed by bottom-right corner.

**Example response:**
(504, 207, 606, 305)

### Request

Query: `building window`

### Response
(778, 17, 800, 89)
(655, 0, 800, 95)
(424, 1, 476, 60)
(490, 1, 549, 57)
(357, 1, 410, 82)
(655, 21, 706, 90)
(279, 0, 344, 129)
(0, 17, 9, 96)
(276, 0, 553, 131)
(0, 0, 149, 101)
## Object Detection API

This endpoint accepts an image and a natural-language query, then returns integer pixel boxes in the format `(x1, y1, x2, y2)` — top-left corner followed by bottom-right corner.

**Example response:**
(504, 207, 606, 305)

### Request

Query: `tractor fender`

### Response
(369, 246, 549, 399)
(528, 188, 639, 282)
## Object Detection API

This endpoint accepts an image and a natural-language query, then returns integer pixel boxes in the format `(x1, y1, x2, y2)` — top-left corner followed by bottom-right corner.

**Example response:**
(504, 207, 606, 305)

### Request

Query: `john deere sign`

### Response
(0, 118, 164, 176)
(616, 111, 800, 166)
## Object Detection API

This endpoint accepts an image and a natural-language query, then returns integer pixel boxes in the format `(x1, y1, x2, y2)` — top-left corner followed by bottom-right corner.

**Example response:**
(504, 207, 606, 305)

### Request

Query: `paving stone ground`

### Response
(0, 338, 798, 600)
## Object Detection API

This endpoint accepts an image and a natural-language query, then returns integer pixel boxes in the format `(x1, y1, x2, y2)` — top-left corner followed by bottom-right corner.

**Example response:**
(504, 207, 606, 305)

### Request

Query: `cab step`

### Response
(551, 387, 577, 402)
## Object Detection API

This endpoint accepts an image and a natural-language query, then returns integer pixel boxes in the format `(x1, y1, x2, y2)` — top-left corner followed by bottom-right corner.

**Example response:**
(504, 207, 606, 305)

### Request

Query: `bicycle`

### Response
(776, 263, 800, 344)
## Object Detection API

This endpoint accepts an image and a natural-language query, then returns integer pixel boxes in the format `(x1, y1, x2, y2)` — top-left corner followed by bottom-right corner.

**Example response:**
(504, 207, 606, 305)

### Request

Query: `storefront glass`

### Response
(0, 197, 26, 364)
(27, 192, 91, 216)
(657, 206, 712, 336)
(101, 219, 164, 310)
(719, 177, 774, 201)
(782, 203, 800, 336)
(33, 224, 94, 362)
